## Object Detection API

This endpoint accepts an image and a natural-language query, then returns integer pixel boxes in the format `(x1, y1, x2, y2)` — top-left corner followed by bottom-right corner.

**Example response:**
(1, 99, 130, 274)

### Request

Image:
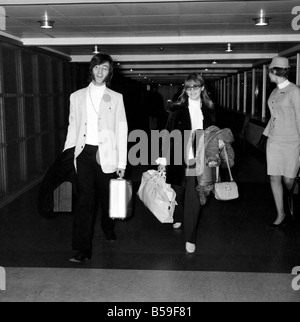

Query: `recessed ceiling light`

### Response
(39, 13, 54, 29)
(93, 45, 100, 54)
(226, 43, 233, 52)
(254, 10, 270, 26)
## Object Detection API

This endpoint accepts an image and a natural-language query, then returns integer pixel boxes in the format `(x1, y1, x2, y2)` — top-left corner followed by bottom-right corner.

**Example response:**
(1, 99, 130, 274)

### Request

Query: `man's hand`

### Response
(117, 168, 125, 178)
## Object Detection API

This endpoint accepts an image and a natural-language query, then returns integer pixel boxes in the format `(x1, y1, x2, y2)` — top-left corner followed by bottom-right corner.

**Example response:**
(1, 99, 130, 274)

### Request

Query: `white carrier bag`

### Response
(138, 170, 176, 224)
(109, 178, 133, 220)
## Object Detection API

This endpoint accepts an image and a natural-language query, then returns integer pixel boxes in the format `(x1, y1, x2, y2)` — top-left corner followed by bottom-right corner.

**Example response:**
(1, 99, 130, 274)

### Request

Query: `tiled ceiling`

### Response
(1, 0, 300, 84)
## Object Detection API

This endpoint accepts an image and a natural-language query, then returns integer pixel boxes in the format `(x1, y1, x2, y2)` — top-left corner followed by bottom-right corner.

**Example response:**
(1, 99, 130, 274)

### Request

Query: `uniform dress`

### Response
(264, 81, 300, 178)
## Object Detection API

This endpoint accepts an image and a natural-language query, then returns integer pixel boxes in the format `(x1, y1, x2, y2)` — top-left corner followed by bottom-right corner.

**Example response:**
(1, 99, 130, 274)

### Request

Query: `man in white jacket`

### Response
(64, 53, 128, 263)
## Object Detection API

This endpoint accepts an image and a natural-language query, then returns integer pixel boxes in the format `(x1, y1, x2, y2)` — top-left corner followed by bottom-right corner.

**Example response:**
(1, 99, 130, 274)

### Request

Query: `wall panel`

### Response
(2, 43, 17, 94)
(6, 143, 22, 193)
(0, 38, 75, 208)
(4, 97, 19, 142)
(26, 137, 39, 182)
(24, 97, 35, 136)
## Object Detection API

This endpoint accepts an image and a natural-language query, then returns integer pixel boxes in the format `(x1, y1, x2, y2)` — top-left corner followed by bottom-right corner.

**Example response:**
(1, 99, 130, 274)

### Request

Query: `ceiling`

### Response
(1, 0, 300, 84)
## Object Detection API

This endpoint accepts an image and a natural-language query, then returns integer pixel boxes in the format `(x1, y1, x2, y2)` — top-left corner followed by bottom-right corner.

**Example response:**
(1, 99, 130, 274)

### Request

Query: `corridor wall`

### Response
(0, 36, 76, 207)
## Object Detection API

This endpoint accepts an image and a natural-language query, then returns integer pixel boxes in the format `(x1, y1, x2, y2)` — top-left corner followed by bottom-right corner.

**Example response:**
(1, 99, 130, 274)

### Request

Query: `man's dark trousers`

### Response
(72, 145, 116, 252)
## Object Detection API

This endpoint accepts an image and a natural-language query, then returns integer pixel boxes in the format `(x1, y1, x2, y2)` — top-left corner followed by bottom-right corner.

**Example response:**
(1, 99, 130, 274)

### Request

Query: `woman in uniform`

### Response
(264, 56, 300, 228)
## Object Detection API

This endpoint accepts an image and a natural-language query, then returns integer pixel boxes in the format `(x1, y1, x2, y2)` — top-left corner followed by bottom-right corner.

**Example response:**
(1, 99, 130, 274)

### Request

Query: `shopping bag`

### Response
(214, 140, 239, 201)
(138, 170, 176, 224)
(109, 178, 133, 220)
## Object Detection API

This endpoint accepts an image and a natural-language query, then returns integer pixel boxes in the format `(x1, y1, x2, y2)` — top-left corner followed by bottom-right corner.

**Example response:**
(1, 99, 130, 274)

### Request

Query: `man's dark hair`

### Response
(89, 53, 114, 85)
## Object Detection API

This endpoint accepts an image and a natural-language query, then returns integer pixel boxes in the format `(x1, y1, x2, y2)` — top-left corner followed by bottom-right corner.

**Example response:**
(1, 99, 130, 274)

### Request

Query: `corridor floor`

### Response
(0, 146, 300, 302)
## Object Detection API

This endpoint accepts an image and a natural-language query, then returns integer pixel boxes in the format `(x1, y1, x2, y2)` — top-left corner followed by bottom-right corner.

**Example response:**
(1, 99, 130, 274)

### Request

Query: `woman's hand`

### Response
(158, 164, 166, 172)
(156, 157, 167, 173)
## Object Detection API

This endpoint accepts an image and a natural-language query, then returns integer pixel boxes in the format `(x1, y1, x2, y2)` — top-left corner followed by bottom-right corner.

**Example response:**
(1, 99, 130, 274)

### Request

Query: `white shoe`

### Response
(173, 222, 182, 229)
(186, 242, 196, 254)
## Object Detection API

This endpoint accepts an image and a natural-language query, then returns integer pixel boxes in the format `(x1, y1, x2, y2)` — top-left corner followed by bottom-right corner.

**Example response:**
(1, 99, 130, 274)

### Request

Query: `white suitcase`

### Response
(109, 178, 133, 220)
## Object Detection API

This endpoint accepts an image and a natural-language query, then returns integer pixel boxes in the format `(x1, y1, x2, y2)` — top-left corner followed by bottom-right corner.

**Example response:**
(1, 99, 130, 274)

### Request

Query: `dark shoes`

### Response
(105, 232, 117, 242)
(267, 217, 287, 230)
(69, 233, 116, 262)
(69, 251, 92, 263)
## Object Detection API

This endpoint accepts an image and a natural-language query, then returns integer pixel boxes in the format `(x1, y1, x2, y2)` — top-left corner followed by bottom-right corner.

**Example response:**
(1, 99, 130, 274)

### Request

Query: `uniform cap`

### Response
(269, 57, 290, 69)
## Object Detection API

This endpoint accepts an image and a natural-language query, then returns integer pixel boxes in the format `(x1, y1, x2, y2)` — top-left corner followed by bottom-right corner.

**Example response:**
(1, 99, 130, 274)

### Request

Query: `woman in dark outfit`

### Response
(157, 73, 215, 253)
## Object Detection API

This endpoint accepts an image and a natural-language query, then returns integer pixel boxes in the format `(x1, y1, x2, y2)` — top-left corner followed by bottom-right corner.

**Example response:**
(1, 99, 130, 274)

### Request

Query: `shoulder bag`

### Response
(214, 141, 239, 201)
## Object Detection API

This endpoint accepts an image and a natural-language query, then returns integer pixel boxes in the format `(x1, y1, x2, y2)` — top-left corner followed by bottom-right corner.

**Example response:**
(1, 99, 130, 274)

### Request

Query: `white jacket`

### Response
(64, 86, 128, 173)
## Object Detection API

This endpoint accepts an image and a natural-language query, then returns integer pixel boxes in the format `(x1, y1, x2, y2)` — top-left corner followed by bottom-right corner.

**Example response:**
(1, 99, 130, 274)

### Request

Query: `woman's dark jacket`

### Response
(163, 100, 215, 186)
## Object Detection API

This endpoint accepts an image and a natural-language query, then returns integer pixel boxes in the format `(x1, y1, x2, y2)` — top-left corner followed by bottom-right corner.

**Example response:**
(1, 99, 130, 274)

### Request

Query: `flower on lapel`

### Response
(103, 94, 111, 102)
(103, 93, 112, 111)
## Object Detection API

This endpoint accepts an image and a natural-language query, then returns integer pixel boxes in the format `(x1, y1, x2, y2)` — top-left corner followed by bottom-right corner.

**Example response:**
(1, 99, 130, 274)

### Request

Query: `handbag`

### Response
(53, 182, 72, 213)
(138, 170, 176, 224)
(214, 141, 239, 201)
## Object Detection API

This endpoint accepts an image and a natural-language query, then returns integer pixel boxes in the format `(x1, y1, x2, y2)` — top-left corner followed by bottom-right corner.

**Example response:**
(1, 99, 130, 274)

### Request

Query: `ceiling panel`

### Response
(89, 31, 136, 38)
(1, 0, 300, 84)
(82, 25, 132, 33)
(53, 4, 123, 17)
(244, 0, 300, 14)
(69, 17, 130, 26)
(124, 15, 179, 25)
(4, 5, 64, 18)
(115, 3, 181, 15)
(177, 2, 246, 15)
(5, 18, 27, 27)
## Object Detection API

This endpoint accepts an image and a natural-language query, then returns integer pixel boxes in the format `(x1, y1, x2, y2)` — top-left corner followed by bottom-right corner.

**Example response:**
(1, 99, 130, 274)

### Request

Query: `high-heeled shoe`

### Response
(267, 217, 287, 230)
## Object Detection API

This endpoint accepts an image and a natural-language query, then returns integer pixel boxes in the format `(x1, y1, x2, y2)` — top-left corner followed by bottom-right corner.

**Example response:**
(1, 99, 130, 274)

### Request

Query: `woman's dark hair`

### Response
(89, 53, 114, 85)
(269, 67, 290, 79)
(174, 73, 214, 109)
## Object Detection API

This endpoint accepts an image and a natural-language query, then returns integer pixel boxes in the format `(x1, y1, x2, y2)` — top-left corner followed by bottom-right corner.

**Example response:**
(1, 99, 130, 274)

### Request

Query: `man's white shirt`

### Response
(86, 82, 106, 145)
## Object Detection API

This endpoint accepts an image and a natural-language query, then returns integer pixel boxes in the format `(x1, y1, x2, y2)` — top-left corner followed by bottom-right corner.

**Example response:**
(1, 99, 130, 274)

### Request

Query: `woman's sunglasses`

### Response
(185, 84, 202, 91)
